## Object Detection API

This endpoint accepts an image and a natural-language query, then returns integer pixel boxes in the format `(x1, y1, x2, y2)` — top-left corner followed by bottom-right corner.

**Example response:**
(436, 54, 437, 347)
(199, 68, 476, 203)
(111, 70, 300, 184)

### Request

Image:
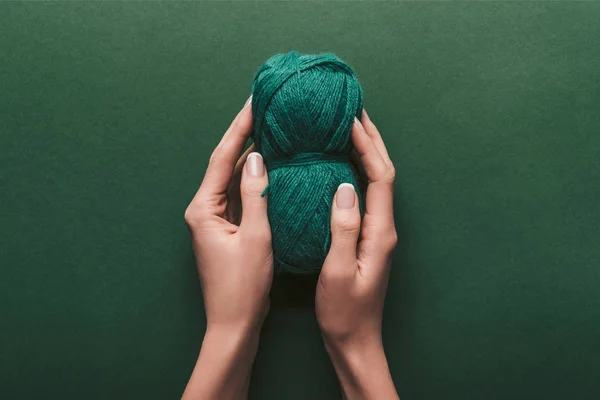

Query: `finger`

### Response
(226, 143, 257, 224)
(349, 148, 361, 168)
(196, 97, 253, 202)
(351, 117, 389, 183)
(352, 118, 394, 218)
(216, 96, 253, 150)
(238, 152, 271, 241)
(349, 149, 367, 195)
(323, 183, 361, 279)
(357, 215, 398, 267)
(361, 109, 394, 170)
(233, 143, 256, 177)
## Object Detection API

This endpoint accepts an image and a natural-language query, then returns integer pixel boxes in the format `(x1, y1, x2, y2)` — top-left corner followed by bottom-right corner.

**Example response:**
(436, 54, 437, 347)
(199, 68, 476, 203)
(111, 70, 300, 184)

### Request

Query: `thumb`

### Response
(323, 183, 361, 276)
(238, 152, 270, 240)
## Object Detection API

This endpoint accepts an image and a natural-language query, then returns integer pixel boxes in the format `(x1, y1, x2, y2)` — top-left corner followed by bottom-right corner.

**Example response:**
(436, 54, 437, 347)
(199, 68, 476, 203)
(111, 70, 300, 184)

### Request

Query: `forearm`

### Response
(325, 336, 399, 400)
(182, 325, 260, 400)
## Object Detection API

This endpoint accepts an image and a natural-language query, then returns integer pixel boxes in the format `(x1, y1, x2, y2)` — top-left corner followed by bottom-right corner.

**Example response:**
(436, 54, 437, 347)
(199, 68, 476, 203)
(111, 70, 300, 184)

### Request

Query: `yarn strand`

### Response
(267, 153, 349, 171)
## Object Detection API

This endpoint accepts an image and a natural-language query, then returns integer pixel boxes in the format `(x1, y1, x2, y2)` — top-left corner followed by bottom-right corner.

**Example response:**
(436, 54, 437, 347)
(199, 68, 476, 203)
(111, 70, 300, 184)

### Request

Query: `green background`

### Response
(2, 2, 599, 399)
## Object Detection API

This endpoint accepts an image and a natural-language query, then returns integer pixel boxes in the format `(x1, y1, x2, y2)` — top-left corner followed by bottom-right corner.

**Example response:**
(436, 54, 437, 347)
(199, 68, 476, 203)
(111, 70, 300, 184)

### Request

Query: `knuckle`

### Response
(208, 149, 225, 167)
(385, 166, 396, 184)
(377, 227, 398, 253)
(184, 207, 198, 226)
(184, 205, 206, 227)
(334, 214, 360, 236)
(387, 229, 399, 250)
(241, 180, 265, 198)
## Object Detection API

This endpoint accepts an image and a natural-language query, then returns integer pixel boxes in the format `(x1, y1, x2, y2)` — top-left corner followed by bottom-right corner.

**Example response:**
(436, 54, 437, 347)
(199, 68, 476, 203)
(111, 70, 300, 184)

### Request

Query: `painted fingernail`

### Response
(245, 95, 252, 107)
(247, 152, 264, 177)
(336, 183, 355, 209)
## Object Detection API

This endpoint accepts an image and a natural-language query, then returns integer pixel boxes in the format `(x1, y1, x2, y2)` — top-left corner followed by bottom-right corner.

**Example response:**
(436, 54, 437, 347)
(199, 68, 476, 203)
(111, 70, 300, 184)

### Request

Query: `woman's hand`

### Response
(182, 98, 273, 400)
(316, 111, 399, 400)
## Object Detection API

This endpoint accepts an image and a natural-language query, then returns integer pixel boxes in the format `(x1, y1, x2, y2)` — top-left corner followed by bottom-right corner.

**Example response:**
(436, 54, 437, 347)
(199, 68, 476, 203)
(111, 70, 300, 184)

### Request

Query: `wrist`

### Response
(183, 322, 261, 400)
(204, 322, 261, 349)
(205, 294, 270, 336)
(322, 326, 382, 355)
(324, 335, 398, 400)
(324, 332, 384, 371)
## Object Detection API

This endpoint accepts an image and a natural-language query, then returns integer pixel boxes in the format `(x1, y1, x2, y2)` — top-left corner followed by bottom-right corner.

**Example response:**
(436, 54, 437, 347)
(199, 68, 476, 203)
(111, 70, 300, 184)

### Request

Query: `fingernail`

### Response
(247, 152, 264, 177)
(336, 183, 355, 209)
(245, 95, 252, 108)
(354, 116, 365, 131)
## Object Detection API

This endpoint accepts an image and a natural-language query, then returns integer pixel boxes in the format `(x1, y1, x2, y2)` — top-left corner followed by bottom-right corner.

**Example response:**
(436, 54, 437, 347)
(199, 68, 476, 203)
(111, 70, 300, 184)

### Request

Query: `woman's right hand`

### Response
(315, 110, 399, 400)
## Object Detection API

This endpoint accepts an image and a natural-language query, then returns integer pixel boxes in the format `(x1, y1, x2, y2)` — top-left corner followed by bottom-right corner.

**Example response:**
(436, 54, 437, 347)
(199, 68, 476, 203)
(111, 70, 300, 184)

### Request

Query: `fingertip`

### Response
(362, 109, 371, 123)
(239, 153, 270, 236)
(329, 183, 361, 258)
(230, 101, 253, 137)
(246, 152, 265, 177)
(240, 151, 268, 202)
(360, 109, 376, 135)
(351, 116, 372, 153)
(335, 183, 354, 208)
(338, 182, 355, 191)
(353, 116, 364, 129)
(353, 115, 369, 135)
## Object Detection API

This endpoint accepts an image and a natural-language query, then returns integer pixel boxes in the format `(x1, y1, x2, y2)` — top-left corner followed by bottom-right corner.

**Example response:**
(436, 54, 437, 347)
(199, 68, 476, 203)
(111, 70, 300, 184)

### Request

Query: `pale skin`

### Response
(182, 97, 399, 400)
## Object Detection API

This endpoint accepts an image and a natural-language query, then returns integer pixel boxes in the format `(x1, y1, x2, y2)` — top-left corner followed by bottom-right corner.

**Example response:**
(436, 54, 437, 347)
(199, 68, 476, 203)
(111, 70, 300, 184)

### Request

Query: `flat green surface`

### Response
(1, 2, 599, 399)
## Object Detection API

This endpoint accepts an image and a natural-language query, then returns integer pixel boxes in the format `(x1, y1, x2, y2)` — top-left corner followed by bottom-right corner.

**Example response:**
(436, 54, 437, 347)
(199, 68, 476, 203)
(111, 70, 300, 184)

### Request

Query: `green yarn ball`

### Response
(251, 51, 364, 274)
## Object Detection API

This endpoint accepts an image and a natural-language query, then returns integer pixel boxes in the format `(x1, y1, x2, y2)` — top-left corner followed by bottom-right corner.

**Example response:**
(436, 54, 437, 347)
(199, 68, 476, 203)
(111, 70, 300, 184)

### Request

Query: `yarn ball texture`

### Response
(251, 51, 364, 274)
